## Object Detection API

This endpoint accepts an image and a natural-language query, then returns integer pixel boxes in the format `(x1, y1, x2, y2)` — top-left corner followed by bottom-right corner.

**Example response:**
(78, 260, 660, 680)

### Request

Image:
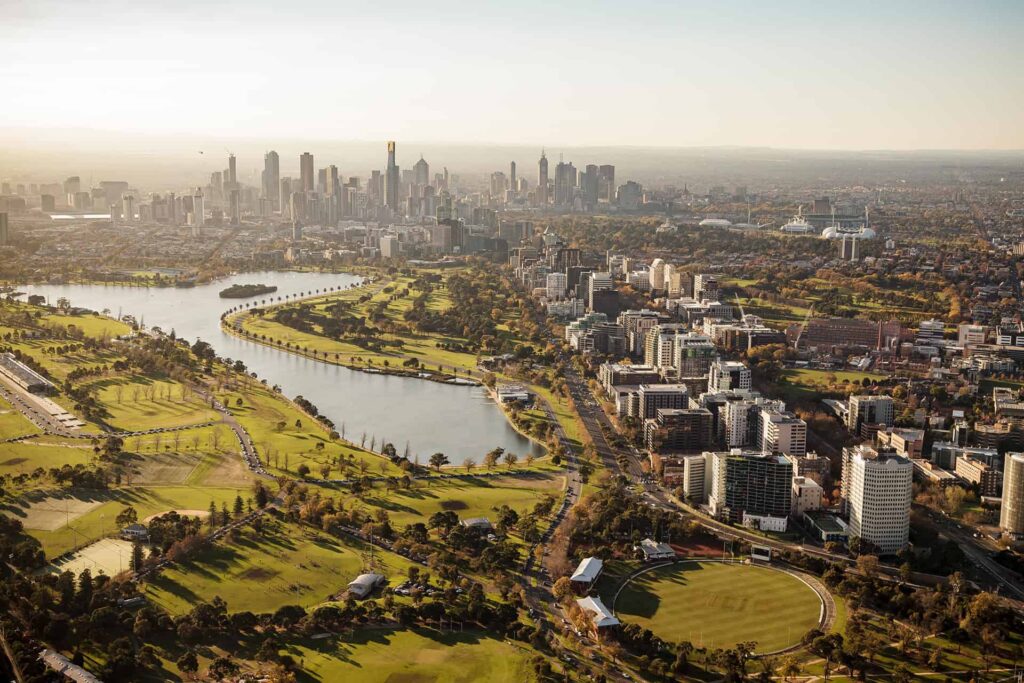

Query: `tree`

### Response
(115, 505, 138, 528)
(207, 501, 218, 529)
(176, 651, 198, 679)
(484, 448, 503, 470)
(552, 576, 573, 600)
(208, 656, 240, 681)
(429, 452, 450, 472)
(233, 495, 244, 518)
(503, 451, 518, 469)
(855, 554, 879, 580)
(131, 542, 145, 572)
(464, 458, 476, 473)
(780, 654, 801, 682)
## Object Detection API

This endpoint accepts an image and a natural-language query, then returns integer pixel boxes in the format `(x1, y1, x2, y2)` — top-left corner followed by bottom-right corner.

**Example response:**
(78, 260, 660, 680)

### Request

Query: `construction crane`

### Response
(793, 304, 815, 350)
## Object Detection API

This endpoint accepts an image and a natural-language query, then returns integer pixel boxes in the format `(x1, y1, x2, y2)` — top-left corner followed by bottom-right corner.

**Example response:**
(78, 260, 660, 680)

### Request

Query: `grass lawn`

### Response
(218, 382, 404, 479)
(353, 472, 564, 529)
(0, 395, 43, 439)
(144, 517, 417, 615)
(8, 484, 252, 558)
(285, 628, 536, 683)
(778, 367, 887, 404)
(86, 375, 220, 430)
(0, 439, 95, 478)
(611, 561, 823, 653)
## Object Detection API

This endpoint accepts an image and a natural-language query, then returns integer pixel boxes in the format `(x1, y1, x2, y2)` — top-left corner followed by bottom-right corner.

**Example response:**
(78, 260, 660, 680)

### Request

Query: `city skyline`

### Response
(3, 0, 1023, 150)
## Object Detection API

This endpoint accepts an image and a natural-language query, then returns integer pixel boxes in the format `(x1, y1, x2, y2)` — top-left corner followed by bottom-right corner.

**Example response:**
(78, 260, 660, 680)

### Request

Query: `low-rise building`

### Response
(637, 538, 675, 561)
(347, 573, 385, 598)
(575, 595, 620, 634)
(570, 557, 604, 593)
(792, 476, 823, 516)
(876, 428, 925, 459)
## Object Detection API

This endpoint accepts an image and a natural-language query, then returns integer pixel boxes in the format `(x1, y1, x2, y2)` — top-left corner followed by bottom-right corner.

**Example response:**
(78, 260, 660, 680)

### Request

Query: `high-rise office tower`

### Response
(167, 192, 177, 225)
(582, 164, 599, 208)
(413, 155, 429, 187)
(227, 154, 237, 186)
(538, 150, 549, 205)
(385, 141, 400, 212)
(598, 165, 616, 202)
(263, 151, 280, 209)
(228, 189, 240, 225)
(554, 160, 577, 206)
(510, 161, 517, 192)
(279, 178, 292, 218)
(299, 153, 315, 193)
(191, 190, 205, 227)
(0, 213, 8, 246)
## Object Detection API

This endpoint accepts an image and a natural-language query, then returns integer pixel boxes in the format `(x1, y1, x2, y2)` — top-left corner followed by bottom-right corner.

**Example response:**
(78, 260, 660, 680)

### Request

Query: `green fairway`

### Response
(144, 518, 417, 615)
(0, 395, 42, 439)
(86, 375, 220, 430)
(0, 439, 94, 478)
(285, 628, 536, 682)
(612, 561, 823, 653)
(354, 472, 564, 529)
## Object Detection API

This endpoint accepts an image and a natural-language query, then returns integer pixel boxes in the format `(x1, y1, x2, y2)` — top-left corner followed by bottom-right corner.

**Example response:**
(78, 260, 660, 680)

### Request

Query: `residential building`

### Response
(672, 333, 717, 379)
(1001, 453, 1024, 538)
(546, 271, 568, 300)
(842, 445, 912, 554)
(792, 476, 823, 516)
(709, 449, 793, 526)
(638, 383, 689, 419)
(644, 408, 713, 454)
(759, 410, 807, 456)
(708, 360, 751, 393)
(847, 395, 895, 435)
(598, 363, 661, 394)
(876, 428, 924, 459)
(955, 456, 1003, 497)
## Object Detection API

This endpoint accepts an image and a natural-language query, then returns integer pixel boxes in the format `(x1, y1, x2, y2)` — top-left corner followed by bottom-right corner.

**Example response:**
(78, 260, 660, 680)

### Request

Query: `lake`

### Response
(16, 272, 543, 463)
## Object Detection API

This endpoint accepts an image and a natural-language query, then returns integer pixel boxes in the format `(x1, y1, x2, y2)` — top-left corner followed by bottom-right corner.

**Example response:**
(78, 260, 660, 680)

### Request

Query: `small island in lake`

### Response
(219, 283, 278, 299)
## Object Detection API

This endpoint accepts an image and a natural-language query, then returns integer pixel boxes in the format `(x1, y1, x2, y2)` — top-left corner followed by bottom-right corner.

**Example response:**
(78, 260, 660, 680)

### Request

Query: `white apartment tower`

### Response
(843, 446, 912, 554)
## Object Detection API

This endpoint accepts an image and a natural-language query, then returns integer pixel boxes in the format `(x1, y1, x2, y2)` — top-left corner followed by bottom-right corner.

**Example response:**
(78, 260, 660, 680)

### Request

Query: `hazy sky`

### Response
(3, 0, 1023, 150)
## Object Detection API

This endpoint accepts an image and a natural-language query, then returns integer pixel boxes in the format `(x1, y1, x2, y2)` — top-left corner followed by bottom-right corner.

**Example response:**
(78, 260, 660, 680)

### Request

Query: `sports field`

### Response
(612, 561, 823, 653)
(48, 538, 136, 578)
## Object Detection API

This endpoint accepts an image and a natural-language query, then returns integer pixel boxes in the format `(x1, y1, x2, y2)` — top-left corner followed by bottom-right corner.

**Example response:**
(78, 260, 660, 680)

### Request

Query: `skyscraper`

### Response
(263, 151, 280, 210)
(538, 150, 549, 205)
(385, 141, 400, 212)
(299, 152, 315, 193)
(227, 154, 237, 186)
(413, 155, 430, 187)
(510, 161, 517, 192)
(598, 165, 616, 202)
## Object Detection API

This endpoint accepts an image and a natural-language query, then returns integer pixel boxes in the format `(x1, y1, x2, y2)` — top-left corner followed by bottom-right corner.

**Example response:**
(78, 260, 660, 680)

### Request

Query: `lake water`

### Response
(16, 272, 543, 463)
